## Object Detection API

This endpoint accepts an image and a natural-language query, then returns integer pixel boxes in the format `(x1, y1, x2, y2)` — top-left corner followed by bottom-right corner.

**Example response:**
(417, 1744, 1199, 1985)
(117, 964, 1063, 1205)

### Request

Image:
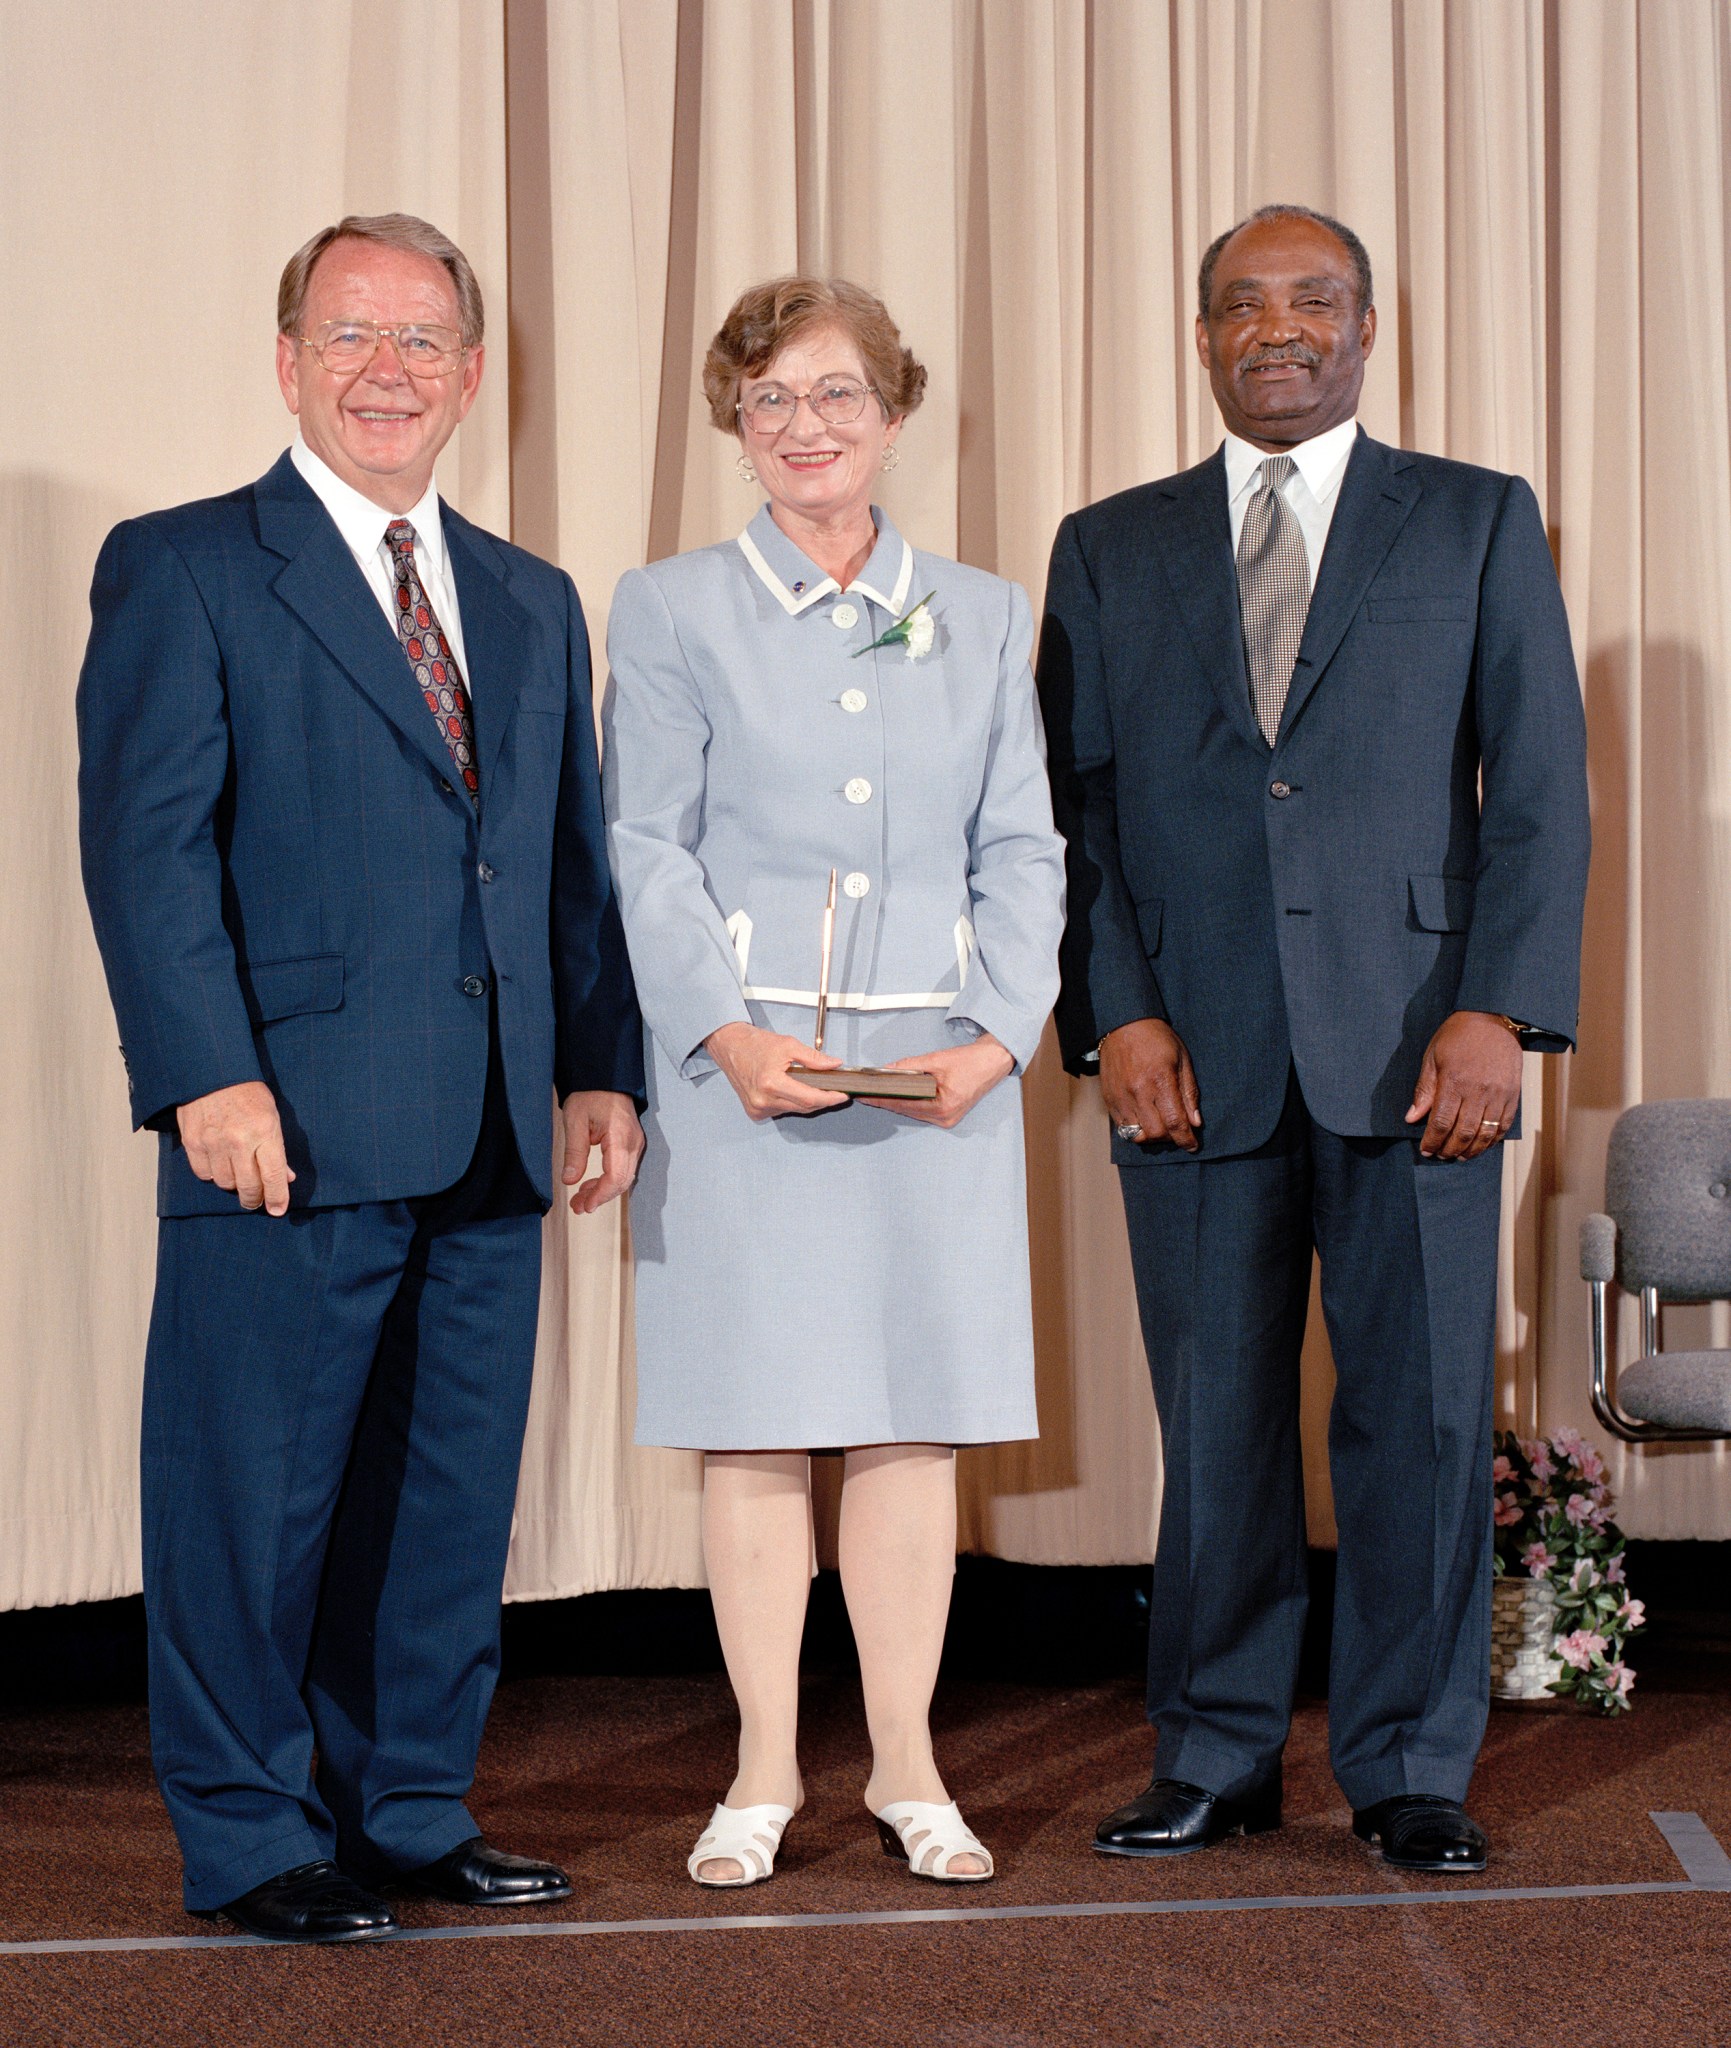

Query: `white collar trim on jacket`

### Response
(853, 541, 915, 616)
(738, 523, 915, 619)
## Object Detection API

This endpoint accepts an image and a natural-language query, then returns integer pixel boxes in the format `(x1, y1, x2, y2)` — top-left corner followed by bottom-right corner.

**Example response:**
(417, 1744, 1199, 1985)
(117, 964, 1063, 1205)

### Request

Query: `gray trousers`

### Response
(1118, 1069, 1504, 1811)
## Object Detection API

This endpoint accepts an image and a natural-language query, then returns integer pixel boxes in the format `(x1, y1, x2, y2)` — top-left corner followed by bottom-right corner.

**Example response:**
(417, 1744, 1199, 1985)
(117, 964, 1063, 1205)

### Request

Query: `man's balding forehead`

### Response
(1214, 268, 1358, 297)
(1198, 205, 1374, 320)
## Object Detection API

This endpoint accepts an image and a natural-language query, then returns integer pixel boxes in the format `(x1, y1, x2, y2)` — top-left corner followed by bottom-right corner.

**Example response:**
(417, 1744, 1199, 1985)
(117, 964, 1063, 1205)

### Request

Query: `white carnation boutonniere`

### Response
(854, 590, 937, 663)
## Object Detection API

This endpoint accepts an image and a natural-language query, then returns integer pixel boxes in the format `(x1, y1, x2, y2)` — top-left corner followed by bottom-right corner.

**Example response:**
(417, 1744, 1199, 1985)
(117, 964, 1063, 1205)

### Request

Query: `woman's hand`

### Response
(706, 1022, 849, 1121)
(863, 1033, 1015, 1128)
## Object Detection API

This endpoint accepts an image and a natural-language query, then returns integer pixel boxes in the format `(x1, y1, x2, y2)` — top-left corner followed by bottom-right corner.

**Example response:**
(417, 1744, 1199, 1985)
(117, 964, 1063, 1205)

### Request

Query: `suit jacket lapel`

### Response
(1146, 452, 1265, 753)
(256, 455, 468, 795)
(1278, 432, 1421, 743)
(443, 512, 534, 796)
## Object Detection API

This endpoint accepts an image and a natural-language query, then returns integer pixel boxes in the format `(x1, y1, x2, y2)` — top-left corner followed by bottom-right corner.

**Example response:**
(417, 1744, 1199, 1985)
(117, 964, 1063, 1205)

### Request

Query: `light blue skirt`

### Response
(628, 1001, 1039, 1451)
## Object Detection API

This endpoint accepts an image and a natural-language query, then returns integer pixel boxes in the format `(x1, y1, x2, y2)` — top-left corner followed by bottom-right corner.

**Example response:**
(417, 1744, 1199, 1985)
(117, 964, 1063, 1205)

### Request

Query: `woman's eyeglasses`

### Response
(737, 379, 881, 433)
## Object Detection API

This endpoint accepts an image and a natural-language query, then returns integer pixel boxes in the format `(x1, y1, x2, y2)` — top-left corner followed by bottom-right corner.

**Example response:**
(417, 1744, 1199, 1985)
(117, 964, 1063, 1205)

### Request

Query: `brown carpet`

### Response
(3, 1663, 1728, 2046)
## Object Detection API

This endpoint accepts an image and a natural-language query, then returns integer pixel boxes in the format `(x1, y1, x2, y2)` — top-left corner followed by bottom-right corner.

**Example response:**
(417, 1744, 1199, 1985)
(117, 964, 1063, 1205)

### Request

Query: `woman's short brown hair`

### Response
(277, 213, 485, 347)
(703, 276, 927, 433)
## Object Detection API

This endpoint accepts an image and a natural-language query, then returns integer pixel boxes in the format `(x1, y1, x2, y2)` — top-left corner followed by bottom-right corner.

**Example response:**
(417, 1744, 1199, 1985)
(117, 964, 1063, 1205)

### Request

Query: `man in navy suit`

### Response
(78, 214, 643, 1941)
(1039, 205, 1589, 1873)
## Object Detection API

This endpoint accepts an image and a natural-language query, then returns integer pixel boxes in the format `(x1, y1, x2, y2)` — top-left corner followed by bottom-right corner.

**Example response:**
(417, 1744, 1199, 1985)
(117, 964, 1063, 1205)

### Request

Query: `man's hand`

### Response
(1100, 1018, 1203, 1152)
(561, 1090, 646, 1213)
(865, 1034, 1015, 1128)
(176, 1081, 295, 1215)
(705, 1022, 848, 1121)
(1405, 1011, 1523, 1160)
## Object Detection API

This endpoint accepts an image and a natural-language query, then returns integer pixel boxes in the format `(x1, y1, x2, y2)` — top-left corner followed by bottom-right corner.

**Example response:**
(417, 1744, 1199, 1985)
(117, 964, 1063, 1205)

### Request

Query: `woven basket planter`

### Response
(1490, 1575, 1564, 1703)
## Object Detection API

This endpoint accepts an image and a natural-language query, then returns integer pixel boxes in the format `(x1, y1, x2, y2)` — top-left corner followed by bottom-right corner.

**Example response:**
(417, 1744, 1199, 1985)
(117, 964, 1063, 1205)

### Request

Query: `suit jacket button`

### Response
(462, 975, 487, 997)
(478, 861, 496, 883)
(1269, 780, 1292, 799)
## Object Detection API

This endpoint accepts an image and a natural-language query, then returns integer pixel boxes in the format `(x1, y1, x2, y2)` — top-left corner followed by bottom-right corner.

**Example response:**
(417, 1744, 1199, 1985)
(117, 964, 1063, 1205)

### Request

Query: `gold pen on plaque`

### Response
(788, 869, 936, 1099)
(813, 866, 837, 1054)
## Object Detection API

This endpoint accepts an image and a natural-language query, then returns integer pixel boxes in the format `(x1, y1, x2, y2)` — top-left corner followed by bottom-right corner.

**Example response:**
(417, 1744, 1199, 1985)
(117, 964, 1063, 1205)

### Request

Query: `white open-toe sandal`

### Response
(873, 1800, 995, 1882)
(687, 1802, 795, 1888)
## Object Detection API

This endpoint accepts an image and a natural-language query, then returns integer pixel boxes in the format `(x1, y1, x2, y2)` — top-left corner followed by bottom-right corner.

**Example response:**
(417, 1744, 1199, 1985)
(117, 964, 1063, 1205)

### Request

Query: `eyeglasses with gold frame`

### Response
(736, 378, 884, 434)
(298, 321, 470, 379)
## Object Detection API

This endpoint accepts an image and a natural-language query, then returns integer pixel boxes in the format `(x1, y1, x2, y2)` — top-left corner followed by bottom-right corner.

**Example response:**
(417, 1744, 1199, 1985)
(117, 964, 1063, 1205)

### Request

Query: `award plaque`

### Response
(786, 870, 938, 1102)
(787, 1063, 938, 1100)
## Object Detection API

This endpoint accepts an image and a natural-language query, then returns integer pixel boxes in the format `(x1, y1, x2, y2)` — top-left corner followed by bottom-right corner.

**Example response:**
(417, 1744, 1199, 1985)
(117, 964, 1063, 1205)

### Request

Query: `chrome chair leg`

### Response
(1640, 1285, 1661, 1363)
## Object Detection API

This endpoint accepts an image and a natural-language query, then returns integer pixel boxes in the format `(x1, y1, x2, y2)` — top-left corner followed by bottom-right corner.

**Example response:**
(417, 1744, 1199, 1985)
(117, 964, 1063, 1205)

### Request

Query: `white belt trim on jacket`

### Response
(724, 911, 975, 1011)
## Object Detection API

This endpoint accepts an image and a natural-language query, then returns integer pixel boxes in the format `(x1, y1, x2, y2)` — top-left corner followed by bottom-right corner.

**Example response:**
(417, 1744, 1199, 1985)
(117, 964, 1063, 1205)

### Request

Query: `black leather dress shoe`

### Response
(1094, 1774, 1282, 1857)
(403, 1837, 572, 1906)
(1353, 1796, 1488, 1873)
(207, 1861, 398, 1943)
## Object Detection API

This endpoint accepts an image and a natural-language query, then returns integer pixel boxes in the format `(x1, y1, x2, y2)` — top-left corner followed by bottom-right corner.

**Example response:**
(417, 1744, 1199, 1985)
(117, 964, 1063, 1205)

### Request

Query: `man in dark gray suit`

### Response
(1037, 205, 1589, 1872)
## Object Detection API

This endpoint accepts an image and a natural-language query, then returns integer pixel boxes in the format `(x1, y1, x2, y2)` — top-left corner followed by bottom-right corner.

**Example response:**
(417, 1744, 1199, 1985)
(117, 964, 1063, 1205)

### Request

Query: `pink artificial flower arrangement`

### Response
(1491, 1428, 1643, 1715)
(1557, 1629, 1609, 1668)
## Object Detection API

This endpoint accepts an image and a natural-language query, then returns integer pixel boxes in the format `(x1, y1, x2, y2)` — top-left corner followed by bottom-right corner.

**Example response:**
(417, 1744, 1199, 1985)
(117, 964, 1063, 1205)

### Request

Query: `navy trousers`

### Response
(141, 1037, 544, 1912)
(1118, 1070, 1503, 1811)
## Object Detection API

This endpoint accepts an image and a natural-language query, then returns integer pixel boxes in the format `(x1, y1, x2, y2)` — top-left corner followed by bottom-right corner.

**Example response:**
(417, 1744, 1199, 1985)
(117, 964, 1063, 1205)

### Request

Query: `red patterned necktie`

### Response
(385, 518, 479, 802)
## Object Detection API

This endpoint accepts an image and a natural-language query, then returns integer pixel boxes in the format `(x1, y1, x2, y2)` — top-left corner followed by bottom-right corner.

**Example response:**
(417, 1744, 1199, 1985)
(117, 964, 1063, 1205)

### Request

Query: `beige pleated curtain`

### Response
(4, 0, 1729, 1612)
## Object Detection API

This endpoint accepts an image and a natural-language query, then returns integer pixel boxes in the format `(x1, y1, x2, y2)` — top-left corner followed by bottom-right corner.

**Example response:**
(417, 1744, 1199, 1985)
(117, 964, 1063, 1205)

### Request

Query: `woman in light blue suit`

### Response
(603, 277, 1064, 1889)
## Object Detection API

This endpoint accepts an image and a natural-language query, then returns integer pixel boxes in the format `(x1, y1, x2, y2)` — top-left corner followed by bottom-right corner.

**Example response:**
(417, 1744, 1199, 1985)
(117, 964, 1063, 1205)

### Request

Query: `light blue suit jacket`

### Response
(603, 505, 1064, 1077)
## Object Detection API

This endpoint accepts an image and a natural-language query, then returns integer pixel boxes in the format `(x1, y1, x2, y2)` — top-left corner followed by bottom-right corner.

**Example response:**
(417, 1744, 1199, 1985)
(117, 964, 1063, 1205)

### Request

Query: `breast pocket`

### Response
(509, 690, 566, 805)
(1364, 597, 1474, 624)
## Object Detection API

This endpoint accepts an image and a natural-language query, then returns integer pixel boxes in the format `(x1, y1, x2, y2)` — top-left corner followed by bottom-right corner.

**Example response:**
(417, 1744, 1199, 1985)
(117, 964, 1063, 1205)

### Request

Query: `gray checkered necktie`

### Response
(1236, 455, 1310, 745)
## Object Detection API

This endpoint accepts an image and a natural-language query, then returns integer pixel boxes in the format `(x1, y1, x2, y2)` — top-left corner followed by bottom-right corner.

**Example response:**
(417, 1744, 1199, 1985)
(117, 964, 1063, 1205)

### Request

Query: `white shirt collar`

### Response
(290, 434, 447, 580)
(1222, 416, 1359, 509)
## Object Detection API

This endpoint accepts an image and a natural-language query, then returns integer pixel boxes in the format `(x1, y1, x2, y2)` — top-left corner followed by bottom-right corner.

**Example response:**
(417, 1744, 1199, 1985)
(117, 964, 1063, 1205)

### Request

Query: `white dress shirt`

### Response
(290, 435, 471, 683)
(1222, 415, 1358, 592)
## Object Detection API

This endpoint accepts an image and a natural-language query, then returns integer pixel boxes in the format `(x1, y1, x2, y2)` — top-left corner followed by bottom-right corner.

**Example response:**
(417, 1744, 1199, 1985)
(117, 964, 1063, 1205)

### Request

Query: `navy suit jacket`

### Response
(78, 451, 642, 1216)
(1037, 430, 1591, 1163)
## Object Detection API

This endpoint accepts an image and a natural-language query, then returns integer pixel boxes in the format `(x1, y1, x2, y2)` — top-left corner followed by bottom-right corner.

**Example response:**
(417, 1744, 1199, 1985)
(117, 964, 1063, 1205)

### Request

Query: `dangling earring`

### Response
(881, 444, 900, 473)
(736, 454, 758, 483)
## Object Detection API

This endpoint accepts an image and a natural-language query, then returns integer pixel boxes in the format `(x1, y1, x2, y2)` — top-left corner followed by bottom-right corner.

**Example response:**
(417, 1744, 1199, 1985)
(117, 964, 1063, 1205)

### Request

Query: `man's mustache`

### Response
(1242, 346, 1321, 371)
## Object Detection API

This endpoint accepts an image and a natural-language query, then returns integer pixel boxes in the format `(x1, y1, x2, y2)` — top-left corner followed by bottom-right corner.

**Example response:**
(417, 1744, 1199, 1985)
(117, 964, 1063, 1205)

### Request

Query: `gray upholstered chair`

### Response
(1581, 1099, 1731, 1441)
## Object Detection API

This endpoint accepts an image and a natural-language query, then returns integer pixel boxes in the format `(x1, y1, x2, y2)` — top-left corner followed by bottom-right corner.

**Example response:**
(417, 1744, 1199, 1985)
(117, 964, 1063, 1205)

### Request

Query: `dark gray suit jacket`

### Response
(1037, 430, 1590, 1163)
